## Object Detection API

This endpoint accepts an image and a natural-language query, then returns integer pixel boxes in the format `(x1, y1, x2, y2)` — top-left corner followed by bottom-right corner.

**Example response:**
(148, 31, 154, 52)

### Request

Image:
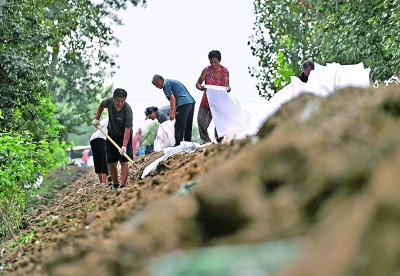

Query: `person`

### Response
(81, 149, 90, 167)
(298, 59, 315, 83)
(89, 118, 108, 185)
(195, 50, 231, 143)
(92, 88, 133, 190)
(144, 105, 171, 124)
(151, 75, 195, 146)
(132, 128, 142, 154)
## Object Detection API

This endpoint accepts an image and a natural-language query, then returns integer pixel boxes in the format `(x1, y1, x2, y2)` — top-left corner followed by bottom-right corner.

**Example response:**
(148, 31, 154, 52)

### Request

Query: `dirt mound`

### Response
(1, 86, 400, 275)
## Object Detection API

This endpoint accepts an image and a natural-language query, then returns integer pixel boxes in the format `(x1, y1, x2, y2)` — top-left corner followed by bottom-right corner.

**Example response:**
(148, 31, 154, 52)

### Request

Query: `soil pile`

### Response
(1, 86, 400, 275)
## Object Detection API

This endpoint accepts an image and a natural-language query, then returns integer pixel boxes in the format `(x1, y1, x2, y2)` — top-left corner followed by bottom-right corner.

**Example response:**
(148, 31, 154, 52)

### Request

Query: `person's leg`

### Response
(91, 139, 100, 181)
(214, 128, 224, 143)
(91, 138, 107, 184)
(120, 162, 129, 186)
(174, 105, 186, 146)
(100, 140, 108, 184)
(105, 138, 120, 185)
(184, 103, 195, 142)
(118, 133, 133, 188)
(108, 162, 119, 184)
(100, 173, 107, 184)
(197, 105, 212, 143)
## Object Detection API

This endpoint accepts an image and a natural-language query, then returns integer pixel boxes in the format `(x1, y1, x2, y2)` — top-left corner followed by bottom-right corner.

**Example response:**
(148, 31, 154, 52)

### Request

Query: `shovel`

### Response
(132, 131, 151, 157)
(96, 125, 138, 170)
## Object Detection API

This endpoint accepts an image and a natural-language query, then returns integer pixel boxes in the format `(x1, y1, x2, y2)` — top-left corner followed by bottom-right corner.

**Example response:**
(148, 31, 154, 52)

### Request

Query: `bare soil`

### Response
(1, 86, 400, 275)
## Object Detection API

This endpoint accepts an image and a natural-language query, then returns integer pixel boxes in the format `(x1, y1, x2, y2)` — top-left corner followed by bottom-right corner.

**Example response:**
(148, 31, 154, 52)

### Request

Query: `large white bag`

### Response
(153, 120, 175, 152)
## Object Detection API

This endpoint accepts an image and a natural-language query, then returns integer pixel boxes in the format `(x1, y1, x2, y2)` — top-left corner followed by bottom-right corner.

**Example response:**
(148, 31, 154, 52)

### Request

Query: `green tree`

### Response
(43, 0, 145, 136)
(0, 0, 145, 236)
(250, 0, 318, 98)
(250, 0, 400, 97)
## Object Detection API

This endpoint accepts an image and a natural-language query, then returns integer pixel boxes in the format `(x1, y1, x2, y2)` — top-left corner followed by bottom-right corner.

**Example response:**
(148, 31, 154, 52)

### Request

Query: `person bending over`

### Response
(151, 75, 195, 146)
(144, 105, 170, 124)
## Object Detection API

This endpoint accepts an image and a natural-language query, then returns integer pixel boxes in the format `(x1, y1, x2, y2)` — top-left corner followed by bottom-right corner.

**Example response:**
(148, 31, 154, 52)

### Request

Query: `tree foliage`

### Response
(250, 0, 400, 98)
(0, 0, 145, 235)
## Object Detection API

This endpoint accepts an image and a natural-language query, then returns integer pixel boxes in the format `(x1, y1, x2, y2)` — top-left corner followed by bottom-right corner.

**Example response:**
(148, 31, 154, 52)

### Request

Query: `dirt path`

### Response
(1, 140, 253, 275)
(1, 86, 400, 275)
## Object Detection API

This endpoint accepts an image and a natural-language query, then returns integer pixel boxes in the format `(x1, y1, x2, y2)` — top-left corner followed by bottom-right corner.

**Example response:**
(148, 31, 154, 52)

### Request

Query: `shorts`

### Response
(90, 138, 108, 174)
(105, 134, 133, 163)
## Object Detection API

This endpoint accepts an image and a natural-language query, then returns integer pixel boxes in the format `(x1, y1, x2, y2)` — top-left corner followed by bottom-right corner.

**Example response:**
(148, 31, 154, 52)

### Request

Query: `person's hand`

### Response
(92, 119, 100, 127)
(119, 146, 127, 155)
(196, 83, 205, 91)
(169, 113, 175, 120)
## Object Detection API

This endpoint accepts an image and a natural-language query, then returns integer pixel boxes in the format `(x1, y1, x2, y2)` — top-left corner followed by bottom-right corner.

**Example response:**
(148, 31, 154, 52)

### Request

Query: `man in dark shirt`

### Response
(92, 88, 133, 189)
(298, 59, 315, 83)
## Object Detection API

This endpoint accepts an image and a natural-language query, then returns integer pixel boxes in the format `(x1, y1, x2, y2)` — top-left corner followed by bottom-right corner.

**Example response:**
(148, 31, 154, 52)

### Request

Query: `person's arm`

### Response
(195, 68, 207, 91)
(225, 70, 231, 92)
(92, 103, 105, 126)
(122, 127, 130, 148)
(169, 94, 176, 120)
(95, 103, 104, 119)
(119, 127, 131, 155)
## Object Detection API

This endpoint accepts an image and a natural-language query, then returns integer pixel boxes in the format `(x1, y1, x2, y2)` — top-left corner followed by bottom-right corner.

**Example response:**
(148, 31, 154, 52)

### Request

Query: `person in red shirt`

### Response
(81, 149, 90, 167)
(195, 50, 231, 143)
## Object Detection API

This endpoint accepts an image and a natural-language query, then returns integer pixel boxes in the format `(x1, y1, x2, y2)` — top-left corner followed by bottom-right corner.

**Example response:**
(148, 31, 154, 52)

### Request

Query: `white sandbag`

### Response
(205, 85, 249, 138)
(153, 120, 175, 152)
(241, 99, 275, 136)
(240, 62, 371, 136)
(334, 62, 370, 90)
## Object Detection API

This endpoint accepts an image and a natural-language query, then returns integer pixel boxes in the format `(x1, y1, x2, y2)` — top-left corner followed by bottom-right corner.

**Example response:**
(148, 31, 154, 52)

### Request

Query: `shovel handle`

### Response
(96, 125, 138, 169)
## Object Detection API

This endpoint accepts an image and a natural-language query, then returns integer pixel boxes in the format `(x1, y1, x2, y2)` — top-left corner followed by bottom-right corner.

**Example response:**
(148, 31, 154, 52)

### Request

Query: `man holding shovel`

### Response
(92, 88, 133, 189)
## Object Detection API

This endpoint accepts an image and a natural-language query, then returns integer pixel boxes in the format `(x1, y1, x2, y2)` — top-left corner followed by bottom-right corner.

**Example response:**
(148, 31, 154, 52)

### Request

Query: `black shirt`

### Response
(298, 72, 308, 83)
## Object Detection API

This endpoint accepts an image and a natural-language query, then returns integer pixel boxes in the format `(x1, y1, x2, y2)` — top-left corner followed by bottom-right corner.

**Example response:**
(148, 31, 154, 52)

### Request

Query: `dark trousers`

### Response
(90, 138, 108, 174)
(174, 103, 195, 146)
(197, 105, 212, 143)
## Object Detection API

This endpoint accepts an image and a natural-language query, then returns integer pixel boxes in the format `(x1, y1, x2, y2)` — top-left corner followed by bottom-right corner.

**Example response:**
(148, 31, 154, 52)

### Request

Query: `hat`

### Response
(144, 106, 158, 120)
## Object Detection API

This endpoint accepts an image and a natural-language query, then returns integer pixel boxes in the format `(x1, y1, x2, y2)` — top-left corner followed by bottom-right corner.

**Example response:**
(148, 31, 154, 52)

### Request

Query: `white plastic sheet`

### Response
(205, 85, 249, 138)
(241, 62, 371, 137)
(141, 142, 202, 179)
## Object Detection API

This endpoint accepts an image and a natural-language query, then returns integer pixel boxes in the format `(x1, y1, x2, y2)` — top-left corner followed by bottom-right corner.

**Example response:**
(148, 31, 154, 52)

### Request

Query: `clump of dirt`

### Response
(1, 86, 400, 275)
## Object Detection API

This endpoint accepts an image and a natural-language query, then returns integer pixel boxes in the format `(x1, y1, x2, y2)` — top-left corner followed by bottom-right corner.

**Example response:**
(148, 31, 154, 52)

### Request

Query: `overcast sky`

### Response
(105, 0, 261, 131)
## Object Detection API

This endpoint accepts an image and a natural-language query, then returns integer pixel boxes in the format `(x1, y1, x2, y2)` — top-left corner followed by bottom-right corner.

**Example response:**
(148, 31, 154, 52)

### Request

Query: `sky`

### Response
(105, 0, 261, 132)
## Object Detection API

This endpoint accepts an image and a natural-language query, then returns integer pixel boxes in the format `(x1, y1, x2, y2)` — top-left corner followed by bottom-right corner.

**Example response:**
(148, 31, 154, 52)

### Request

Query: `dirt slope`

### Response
(1, 86, 400, 275)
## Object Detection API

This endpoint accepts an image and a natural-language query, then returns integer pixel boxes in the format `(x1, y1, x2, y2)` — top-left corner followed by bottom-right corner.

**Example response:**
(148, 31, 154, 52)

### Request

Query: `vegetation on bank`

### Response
(0, 0, 146, 238)
(250, 0, 400, 98)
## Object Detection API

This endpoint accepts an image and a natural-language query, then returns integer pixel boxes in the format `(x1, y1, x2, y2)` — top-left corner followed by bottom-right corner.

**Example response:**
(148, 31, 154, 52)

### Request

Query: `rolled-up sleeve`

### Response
(163, 81, 173, 99)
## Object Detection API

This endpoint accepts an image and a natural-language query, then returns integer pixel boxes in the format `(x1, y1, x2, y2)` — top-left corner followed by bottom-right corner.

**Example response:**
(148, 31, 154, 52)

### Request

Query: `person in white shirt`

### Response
(90, 117, 108, 185)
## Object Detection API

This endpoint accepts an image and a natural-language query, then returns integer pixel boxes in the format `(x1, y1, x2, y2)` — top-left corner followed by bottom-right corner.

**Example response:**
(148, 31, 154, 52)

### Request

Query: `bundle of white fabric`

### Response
(205, 84, 249, 139)
(242, 62, 371, 136)
(153, 120, 175, 152)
